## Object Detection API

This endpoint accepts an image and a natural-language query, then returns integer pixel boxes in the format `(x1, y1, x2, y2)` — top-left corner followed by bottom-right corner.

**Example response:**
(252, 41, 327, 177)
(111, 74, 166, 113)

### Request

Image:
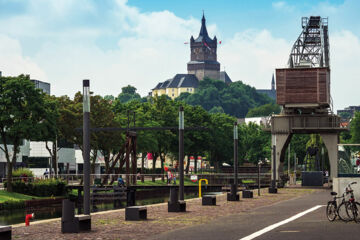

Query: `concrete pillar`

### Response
(271, 133, 291, 181)
(320, 133, 339, 183)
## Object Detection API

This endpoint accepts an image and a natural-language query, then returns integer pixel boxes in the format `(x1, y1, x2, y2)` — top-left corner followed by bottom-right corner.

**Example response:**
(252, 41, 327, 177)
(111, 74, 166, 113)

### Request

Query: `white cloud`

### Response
(0, 34, 46, 80)
(219, 30, 291, 88)
(0, 0, 358, 113)
(272, 1, 294, 12)
(330, 30, 360, 110)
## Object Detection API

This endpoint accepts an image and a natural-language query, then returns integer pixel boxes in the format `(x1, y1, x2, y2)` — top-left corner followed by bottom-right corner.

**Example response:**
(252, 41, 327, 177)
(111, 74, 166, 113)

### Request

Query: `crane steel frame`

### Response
(288, 16, 330, 68)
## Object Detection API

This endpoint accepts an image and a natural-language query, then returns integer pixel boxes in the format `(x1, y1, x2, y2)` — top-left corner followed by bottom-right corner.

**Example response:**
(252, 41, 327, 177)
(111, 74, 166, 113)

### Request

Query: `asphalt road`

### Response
(151, 189, 360, 240)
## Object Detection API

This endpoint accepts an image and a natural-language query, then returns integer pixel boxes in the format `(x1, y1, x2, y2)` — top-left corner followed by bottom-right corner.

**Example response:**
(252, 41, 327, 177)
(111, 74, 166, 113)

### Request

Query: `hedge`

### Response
(0, 200, 25, 210)
(5, 179, 67, 197)
(12, 168, 34, 178)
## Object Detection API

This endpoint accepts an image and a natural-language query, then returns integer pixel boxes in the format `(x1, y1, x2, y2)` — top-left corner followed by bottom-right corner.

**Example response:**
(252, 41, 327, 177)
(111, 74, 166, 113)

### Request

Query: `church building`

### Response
(152, 14, 232, 99)
(256, 74, 276, 100)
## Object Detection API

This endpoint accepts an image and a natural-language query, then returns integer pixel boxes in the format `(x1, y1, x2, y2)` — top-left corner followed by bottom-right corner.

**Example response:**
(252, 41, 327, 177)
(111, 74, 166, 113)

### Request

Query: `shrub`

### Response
(12, 168, 34, 178)
(7, 179, 67, 197)
(0, 200, 25, 210)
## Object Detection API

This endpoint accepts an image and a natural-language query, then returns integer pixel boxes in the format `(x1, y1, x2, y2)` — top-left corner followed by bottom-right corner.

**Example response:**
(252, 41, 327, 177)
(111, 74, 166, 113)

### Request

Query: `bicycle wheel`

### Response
(326, 202, 337, 221)
(338, 202, 353, 221)
(351, 202, 360, 223)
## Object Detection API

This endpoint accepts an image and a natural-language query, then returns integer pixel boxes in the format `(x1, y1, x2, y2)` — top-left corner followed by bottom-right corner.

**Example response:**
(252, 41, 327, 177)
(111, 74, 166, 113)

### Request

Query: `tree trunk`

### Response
(91, 150, 98, 174)
(194, 155, 198, 174)
(152, 153, 158, 182)
(52, 142, 58, 177)
(6, 161, 13, 192)
(160, 154, 165, 182)
(7, 143, 18, 192)
(141, 153, 145, 183)
(185, 156, 190, 174)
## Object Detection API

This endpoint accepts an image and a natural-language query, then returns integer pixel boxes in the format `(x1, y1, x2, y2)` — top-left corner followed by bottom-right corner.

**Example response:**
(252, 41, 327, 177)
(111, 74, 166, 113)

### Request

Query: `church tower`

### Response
(187, 13, 220, 80)
(271, 73, 275, 91)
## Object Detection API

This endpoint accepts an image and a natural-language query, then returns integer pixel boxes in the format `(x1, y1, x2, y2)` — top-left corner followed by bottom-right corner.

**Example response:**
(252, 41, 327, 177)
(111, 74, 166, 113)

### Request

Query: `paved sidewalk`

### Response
(13, 188, 319, 240)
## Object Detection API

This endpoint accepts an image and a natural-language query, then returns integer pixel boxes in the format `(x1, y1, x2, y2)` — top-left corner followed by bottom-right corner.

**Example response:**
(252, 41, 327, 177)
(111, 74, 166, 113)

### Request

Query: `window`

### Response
(172, 88, 174, 92)
(172, 94, 174, 97)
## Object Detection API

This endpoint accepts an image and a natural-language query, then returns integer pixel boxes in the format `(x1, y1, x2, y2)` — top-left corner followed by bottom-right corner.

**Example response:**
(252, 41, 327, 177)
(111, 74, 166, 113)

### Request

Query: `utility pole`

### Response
(83, 79, 91, 215)
(179, 106, 184, 201)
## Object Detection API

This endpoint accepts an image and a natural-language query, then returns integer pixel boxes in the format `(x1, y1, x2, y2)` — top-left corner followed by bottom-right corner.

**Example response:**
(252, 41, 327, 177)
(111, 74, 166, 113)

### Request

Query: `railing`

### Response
(2, 173, 271, 187)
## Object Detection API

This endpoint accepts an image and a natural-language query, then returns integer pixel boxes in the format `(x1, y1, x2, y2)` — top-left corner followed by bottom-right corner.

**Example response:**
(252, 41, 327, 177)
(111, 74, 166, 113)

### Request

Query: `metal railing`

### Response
(2, 173, 271, 187)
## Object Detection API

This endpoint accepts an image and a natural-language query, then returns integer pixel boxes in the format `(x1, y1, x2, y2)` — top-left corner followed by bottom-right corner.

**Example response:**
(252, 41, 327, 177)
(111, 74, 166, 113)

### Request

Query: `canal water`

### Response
(0, 193, 203, 225)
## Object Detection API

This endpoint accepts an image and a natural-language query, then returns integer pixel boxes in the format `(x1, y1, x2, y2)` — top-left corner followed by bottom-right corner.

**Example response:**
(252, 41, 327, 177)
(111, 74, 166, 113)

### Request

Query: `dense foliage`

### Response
(6, 179, 67, 197)
(246, 103, 281, 118)
(12, 168, 34, 178)
(176, 78, 273, 118)
(0, 74, 323, 183)
(0, 75, 56, 191)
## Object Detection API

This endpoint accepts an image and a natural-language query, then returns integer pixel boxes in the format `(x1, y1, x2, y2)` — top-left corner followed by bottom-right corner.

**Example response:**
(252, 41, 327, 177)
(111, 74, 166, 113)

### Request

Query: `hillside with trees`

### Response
(175, 78, 274, 118)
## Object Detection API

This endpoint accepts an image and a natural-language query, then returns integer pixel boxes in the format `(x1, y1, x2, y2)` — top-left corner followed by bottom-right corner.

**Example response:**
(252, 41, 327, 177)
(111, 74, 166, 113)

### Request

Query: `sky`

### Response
(0, 0, 359, 111)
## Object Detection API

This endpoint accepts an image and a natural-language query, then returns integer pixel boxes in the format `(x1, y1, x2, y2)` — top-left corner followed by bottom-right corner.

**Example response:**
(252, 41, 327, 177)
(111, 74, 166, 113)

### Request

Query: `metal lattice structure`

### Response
(288, 16, 330, 68)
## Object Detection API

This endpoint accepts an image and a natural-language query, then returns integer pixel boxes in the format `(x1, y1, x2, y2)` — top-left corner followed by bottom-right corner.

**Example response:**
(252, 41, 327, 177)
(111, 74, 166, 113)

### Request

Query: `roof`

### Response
(219, 71, 232, 84)
(152, 79, 171, 90)
(194, 14, 215, 43)
(168, 74, 199, 88)
(153, 74, 199, 90)
(257, 89, 276, 100)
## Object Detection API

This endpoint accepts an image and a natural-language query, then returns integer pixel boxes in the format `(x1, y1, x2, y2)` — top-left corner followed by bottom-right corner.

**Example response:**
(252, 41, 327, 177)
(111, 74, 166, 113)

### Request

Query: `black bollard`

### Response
(61, 199, 79, 233)
(126, 188, 136, 207)
(169, 186, 178, 204)
(227, 183, 239, 201)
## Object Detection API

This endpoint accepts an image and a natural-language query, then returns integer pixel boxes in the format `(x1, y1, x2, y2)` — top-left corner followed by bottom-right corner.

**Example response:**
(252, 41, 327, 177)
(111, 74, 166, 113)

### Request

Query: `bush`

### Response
(12, 168, 34, 178)
(7, 179, 67, 197)
(0, 200, 25, 210)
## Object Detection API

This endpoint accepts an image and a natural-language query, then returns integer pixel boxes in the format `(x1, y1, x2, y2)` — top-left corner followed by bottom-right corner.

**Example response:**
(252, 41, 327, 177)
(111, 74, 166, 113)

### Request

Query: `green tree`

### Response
(117, 85, 141, 103)
(208, 113, 235, 169)
(350, 112, 360, 144)
(103, 95, 115, 101)
(246, 103, 281, 117)
(175, 78, 272, 118)
(239, 122, 271, 164)
(0, 75, 52, 191)
(182, 104, 211, 173)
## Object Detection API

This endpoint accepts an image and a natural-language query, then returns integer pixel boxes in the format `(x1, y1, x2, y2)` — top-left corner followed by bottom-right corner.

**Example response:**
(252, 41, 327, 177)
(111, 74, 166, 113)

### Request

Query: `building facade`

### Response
(30, 79, 51, 95)
(187, 14, 220, 80)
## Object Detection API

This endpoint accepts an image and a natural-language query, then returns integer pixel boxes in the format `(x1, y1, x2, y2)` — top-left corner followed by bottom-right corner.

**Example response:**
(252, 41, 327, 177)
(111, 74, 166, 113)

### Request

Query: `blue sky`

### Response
(0, 0, 359, 111)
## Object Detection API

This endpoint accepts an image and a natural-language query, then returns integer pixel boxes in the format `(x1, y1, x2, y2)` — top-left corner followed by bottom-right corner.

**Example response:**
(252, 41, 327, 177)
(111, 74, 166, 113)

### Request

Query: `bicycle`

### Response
(343, 182, 360, 223)
(326, 191, 349, 221)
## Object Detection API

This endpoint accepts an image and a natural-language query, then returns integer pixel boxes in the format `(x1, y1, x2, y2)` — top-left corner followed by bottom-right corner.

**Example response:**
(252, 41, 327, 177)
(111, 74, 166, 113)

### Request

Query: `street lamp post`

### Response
(179, 106, 184, 201)
(269, 145, 278, 193)
(234, 122, 238, 192)
(258, 160, 262, 196)
(227, 122, 239, 201)
(83, 79, 91, 215)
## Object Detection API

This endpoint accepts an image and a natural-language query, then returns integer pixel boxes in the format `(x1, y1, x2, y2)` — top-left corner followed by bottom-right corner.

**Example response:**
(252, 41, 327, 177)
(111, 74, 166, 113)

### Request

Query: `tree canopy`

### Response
(246, 103, 281, 118)
(175, 78, 273, 118)
(0, 75, 56, 191)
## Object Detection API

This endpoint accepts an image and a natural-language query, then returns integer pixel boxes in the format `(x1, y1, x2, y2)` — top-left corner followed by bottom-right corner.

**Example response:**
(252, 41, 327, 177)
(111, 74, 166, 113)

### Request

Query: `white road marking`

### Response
(239, 205, 325, 240)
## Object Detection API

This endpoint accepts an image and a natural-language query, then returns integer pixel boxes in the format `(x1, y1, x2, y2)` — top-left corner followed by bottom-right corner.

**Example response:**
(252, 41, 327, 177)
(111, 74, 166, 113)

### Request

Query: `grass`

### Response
(0, 190, 40, 203)
(136, 178, 198, 186)
(242, 180, 256, 184)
